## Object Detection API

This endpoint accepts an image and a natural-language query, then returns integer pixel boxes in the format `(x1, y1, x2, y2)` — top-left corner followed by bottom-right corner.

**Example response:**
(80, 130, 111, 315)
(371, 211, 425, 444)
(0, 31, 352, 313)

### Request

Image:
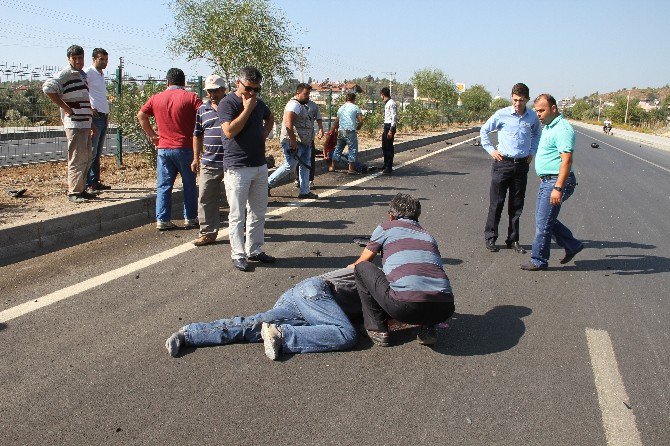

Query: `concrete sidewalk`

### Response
(0, 128, 478, 264)
(570, 120, 670, 151)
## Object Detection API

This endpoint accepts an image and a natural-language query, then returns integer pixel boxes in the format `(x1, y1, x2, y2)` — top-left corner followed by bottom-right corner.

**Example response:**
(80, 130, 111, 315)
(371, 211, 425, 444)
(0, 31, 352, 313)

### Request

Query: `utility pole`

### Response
(299, 46, 310, 83)
(115, 57, 124, 166)
(383, 72, 396, 96)
(624, 90, 631, 124)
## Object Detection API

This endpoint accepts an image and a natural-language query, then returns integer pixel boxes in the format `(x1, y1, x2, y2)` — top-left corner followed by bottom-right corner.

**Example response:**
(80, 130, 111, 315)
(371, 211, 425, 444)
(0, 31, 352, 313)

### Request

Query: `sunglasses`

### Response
(239, 81, 261, 93)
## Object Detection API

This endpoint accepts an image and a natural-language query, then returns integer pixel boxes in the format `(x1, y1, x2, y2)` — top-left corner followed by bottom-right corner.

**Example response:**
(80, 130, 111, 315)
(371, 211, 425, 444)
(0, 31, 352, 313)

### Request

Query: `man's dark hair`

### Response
(92, 48, 108, 59)
(380, 87, 390, 97)
(345, 92, 356, 102)
(296, 83, 312, 93)
(511, 83, 530, 98)
(166, 68, 186, 86)
(389, 193, 421, 221)
(67, 45, 84, 58)
(534, 93, 557, 108)
(239, 66, 263, 83)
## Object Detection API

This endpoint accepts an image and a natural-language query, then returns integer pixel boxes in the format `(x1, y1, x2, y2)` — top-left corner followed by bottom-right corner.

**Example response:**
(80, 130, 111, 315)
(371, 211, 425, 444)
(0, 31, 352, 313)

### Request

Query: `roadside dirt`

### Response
(0, 127, 460, 229)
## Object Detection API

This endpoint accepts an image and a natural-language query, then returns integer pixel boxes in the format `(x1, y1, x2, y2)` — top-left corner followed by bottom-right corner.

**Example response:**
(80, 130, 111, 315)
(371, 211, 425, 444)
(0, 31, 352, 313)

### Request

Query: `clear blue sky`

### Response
(1, 0, 668, 100)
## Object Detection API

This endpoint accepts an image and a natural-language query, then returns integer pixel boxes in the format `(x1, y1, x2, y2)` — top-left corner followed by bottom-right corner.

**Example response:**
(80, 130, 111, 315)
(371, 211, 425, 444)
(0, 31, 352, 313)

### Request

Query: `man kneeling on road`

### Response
(349, 193, 455, 347)
(165, 268, 361, 360)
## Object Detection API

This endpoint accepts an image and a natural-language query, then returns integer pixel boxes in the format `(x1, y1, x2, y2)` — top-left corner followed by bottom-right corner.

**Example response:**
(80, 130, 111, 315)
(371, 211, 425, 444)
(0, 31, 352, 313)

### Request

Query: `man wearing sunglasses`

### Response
(219, 67, 275, 272)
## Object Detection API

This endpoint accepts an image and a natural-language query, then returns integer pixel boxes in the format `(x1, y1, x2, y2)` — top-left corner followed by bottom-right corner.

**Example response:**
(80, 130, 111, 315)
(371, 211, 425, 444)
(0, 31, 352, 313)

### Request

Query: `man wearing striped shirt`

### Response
(192, 74, 227, 246)
(43, 45, 95, 203)
(349, 193, 455, 347)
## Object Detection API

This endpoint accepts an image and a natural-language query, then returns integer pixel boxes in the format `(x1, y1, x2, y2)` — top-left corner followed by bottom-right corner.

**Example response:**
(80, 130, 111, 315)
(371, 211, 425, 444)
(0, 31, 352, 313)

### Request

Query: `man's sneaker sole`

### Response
(261, 322, 281, 360)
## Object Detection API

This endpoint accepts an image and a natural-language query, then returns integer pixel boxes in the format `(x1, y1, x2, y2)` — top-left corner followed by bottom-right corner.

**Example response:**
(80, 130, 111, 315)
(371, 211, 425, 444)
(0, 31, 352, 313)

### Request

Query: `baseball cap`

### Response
(204, 74, 226, 90)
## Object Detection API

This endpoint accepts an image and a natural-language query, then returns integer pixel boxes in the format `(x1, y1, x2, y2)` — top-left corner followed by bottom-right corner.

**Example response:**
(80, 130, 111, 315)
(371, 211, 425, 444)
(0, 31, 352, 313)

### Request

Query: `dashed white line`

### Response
(586, 328, 643, 446)
(0, 136, 475, 323)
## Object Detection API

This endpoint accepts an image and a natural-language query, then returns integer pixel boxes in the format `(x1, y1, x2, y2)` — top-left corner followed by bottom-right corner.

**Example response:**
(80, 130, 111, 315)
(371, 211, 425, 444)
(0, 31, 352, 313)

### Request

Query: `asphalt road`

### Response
(1, 128, 668, 445)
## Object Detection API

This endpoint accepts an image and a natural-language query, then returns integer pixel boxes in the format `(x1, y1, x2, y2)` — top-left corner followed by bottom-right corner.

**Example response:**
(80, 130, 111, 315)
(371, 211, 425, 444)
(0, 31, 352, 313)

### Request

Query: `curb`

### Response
(0, 127, 478, 264)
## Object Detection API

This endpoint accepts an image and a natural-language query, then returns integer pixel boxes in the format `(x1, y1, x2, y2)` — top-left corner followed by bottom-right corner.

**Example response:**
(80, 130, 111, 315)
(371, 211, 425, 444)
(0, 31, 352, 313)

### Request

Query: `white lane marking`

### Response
(0, 136, 475, 323)
(586, 328, 643, 446)
(576, 129, 670, 174)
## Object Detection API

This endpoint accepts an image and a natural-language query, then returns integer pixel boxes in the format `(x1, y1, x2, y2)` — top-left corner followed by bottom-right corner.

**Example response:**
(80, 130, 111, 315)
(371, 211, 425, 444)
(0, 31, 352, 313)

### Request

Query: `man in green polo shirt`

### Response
(521, 94, 584, 271)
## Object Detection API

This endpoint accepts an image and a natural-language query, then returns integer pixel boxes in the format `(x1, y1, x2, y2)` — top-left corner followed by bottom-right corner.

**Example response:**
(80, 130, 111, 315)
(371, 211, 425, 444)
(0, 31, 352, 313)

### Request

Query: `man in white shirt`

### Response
(380, 87, 397, 174)
(85, 48, 111, 193)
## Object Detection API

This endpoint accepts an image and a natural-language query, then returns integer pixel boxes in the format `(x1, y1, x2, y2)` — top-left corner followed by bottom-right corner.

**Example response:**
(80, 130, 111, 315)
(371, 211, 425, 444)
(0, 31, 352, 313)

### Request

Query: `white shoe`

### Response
(260, 322, 282, 360)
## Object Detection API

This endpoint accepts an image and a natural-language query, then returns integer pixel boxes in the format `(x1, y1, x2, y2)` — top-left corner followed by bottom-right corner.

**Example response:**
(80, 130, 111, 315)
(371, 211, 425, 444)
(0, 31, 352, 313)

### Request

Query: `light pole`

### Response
(299, 46, 310, 83)
(624, 90, 631, 124)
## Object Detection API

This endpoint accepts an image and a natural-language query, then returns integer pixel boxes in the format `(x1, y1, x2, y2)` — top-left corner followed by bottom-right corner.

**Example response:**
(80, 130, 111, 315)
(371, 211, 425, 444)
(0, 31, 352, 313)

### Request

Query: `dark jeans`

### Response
(87, 113, 108, 187)
(485, 159, 530, 243)
(295, 141, 316, 181)
(354, 261, 455, 332)
(382, 123, 395, 170)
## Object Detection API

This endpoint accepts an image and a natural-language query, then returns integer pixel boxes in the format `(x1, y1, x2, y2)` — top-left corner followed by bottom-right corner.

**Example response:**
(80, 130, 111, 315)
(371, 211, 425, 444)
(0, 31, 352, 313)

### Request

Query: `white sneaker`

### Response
(293, 180, 299, 188)
(156, 221, 177, 231)
(184, 218, 198, 228)
(260, 322, 282, 360)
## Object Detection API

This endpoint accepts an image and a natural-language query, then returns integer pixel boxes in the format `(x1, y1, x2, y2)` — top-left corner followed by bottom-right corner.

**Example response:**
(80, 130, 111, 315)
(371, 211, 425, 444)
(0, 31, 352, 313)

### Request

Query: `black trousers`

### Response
(382, 123, 395, 170)
(485, 159, 530, 243)
(354, 261, 455, 332)
(295, 141, 316, 181)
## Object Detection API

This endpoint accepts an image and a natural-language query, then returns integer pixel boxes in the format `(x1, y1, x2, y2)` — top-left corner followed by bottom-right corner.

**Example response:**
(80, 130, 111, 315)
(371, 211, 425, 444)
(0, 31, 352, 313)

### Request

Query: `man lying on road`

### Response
(165, 268, 362, 360)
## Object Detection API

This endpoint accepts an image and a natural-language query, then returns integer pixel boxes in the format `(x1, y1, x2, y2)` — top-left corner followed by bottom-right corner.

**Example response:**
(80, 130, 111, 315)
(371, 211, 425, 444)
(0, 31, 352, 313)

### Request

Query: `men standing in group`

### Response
(268, 83, 318, 199)
(192, 74, 227, 247)
(85, 48, 111, 194)
(480, 83, 540, 253)
(521, 94, 583, 271)
(137, 68, 201, 230)
(380, 87, 397, 174)
(329, 92, 363, 175)
(219, 66, 275, 272)
(294, 93, 324, 188)
(42, 45, 95, 203)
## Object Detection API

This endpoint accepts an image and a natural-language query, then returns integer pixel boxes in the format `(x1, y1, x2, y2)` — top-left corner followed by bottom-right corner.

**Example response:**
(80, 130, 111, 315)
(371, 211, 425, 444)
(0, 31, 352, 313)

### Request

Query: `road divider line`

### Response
(1, 137, 474, 323)
(586, 328, 643, 446)
(576, 130, 670, 174)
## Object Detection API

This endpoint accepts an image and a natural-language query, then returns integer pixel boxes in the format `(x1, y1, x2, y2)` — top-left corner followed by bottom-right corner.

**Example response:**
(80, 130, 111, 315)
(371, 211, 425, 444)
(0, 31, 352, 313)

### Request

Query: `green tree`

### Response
(410, 68, 457, 109)
(565, 99, 592, 120)
(490, 97, 511, 110)
(170, 0, 298, 89)
(460, 84, 492, 122)
(608, 96, 644, 125)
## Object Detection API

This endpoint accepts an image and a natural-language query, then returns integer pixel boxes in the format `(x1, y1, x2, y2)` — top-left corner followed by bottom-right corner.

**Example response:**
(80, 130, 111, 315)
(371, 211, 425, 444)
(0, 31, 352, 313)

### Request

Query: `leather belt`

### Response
(501, 155, 528, 163)
(540, 175, 559, 180)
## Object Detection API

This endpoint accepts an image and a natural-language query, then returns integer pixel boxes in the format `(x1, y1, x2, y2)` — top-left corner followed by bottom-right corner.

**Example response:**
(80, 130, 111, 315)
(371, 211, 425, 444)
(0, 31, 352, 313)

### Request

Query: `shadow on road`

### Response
(265, 218, 354, 231)
(567, 254, 670, 275)
(580, 239, 655, 250)
(0, 322, 6, 332)
(392, 305, 532, 355)
(256, 255, 358, 270)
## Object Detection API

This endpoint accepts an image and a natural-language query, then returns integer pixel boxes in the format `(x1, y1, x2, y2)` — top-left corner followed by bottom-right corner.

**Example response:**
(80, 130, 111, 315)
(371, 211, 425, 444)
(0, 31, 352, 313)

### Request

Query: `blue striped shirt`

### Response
(480, 106, 540, 158)
(366, 219, 453, 303)
(194, 101, 224, 167)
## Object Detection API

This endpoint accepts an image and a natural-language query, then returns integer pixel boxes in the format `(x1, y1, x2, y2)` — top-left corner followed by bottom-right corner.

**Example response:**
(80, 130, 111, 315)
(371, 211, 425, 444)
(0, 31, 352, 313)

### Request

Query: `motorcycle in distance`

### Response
(603, 120, 613, 135)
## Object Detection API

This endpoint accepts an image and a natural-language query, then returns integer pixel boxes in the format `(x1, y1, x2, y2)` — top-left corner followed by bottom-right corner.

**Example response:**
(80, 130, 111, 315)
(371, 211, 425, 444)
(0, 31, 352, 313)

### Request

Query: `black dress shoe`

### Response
(520, 262, 547, 271)
(248, 252, 276, 263)
(232, 258, 249, 271)
(505, 241, 527, 254)
(560, 245, 584, 264)
(485, 240, 499, 252)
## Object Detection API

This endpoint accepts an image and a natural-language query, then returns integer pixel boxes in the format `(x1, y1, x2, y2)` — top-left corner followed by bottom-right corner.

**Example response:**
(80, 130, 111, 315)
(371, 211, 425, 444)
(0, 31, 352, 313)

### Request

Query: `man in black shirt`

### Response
(219, 67, 275, 271)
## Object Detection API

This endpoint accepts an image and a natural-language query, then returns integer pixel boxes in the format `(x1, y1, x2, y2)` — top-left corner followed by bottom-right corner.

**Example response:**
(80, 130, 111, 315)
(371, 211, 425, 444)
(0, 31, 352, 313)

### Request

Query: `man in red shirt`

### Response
(137, 68, 202, 230)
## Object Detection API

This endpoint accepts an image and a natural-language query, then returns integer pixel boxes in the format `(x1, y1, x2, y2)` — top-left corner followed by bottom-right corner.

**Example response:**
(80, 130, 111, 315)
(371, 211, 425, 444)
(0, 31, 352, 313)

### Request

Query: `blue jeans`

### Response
(87, 114, 108, 187)
(181, 278, 357, 354)
(332, 130, 358, 163)
(156, 148, 198, 223)
(268, 140, 311, 195)
(530, 173, 583, 267)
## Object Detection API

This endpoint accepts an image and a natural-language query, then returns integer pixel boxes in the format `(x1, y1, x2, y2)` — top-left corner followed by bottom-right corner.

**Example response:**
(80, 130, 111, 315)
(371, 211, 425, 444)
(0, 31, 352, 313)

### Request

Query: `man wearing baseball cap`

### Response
(193, 74, 228, 246)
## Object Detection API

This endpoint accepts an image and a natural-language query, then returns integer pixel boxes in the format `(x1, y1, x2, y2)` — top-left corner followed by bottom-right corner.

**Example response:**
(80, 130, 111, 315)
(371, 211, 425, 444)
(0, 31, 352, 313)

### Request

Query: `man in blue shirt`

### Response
(480, 83, 540, 253)
(329, 93, 363, 175)
(521, 94, 583, 271)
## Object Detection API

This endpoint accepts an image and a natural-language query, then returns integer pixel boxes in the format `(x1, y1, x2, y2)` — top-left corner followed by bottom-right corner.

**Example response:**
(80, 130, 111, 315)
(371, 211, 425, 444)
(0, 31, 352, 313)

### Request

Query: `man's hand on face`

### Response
(242, 94, 257, 111)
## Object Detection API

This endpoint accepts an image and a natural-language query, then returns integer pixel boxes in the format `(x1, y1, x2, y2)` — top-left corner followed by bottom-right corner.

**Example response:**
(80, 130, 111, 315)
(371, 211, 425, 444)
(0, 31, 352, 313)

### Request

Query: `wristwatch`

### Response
(553, 186, 563, 192)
